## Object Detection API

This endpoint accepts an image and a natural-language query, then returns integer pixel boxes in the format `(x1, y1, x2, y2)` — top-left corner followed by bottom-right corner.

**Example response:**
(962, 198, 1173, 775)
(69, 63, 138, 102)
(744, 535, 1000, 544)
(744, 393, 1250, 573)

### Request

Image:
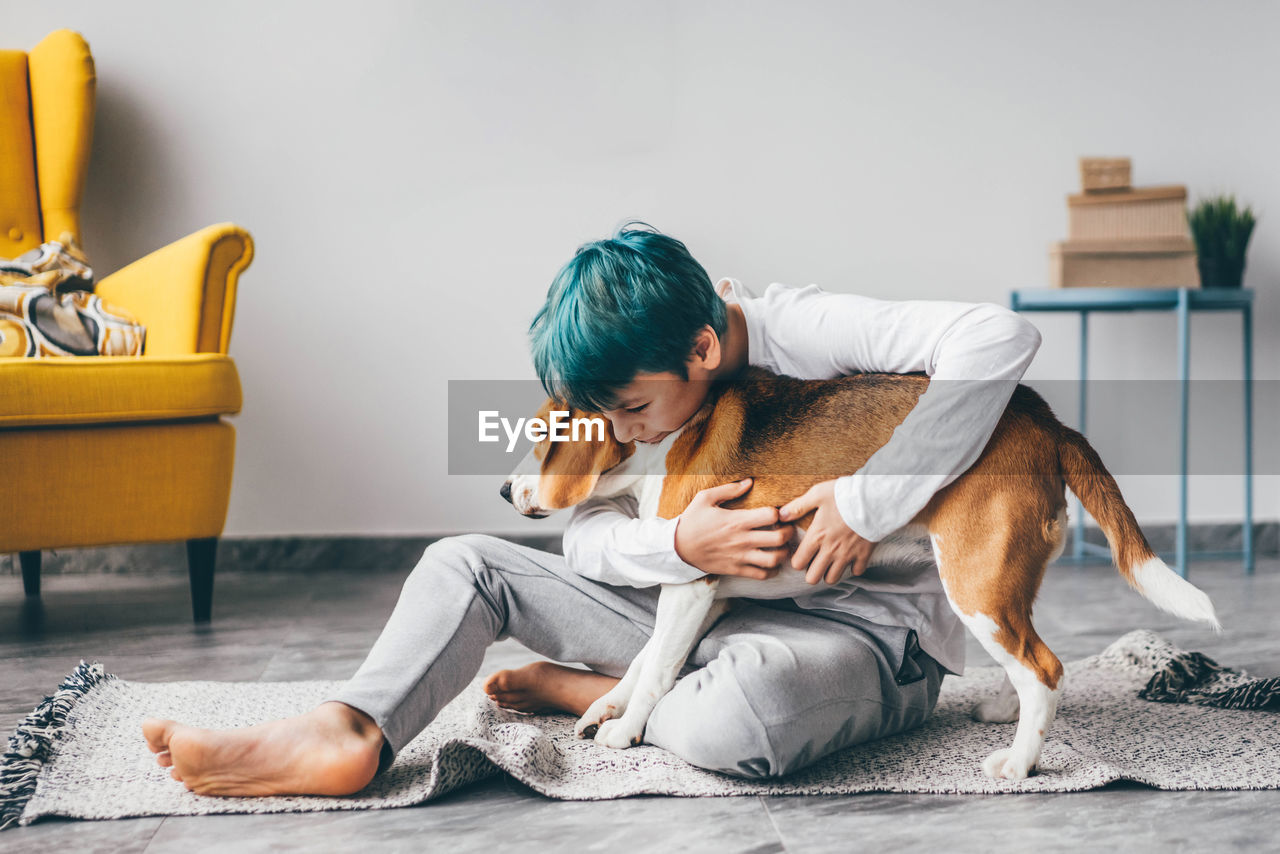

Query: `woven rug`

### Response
(3, 629, 1278, 830)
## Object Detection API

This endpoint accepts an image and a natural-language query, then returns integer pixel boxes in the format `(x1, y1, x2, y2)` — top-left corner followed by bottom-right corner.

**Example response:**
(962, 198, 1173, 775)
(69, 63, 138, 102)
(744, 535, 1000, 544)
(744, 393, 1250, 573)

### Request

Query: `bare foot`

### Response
(483, 661, 619, 716)
(140, 701, 386, 797)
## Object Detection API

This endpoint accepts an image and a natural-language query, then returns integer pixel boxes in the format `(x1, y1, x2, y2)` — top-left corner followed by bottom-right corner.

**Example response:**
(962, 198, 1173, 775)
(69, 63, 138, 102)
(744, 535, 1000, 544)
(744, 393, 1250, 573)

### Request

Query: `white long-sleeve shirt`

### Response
(560, 278, 1042, 676)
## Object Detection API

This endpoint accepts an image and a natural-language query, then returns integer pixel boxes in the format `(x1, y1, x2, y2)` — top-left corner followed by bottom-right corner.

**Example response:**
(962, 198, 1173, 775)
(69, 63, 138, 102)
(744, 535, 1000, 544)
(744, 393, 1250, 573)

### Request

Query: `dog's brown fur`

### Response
(535, 366, 1168, 690)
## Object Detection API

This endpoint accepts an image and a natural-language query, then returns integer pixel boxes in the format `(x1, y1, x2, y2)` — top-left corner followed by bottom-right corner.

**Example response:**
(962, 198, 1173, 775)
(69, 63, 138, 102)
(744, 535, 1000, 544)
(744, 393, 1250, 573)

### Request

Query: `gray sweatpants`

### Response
(325, 533, 945, 779)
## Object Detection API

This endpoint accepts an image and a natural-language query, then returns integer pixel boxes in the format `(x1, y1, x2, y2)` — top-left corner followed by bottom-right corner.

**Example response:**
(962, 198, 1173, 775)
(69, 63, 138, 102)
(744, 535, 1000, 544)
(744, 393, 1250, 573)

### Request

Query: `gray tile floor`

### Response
(2, 554, 1278, 853)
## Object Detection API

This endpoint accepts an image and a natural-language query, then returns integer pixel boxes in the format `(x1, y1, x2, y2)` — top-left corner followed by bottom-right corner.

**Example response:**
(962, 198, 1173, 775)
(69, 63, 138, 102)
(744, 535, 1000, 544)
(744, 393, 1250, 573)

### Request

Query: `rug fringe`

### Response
(1140, 650, 1280, 711)
(0, 660, 115, 831)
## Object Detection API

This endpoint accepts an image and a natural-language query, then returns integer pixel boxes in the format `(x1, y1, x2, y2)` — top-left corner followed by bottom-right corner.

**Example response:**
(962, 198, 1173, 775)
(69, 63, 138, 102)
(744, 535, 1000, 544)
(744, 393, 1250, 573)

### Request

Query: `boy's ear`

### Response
(687, 324, 722, 371)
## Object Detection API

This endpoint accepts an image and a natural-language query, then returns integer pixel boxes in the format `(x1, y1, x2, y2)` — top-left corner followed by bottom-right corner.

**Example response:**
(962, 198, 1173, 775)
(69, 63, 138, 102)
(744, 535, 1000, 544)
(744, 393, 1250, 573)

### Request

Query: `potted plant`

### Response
(1187, 194, 1258, 288)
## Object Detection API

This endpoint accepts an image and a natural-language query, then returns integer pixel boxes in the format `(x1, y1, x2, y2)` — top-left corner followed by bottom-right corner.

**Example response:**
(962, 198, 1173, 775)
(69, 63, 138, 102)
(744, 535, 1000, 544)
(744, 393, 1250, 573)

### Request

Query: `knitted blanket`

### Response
(0, 234, 145, 357)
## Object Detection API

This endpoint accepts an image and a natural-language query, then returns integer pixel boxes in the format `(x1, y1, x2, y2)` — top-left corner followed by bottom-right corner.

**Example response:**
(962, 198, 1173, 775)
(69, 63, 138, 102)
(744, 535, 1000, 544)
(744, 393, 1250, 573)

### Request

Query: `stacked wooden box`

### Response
(1049, 158, 1201, 288)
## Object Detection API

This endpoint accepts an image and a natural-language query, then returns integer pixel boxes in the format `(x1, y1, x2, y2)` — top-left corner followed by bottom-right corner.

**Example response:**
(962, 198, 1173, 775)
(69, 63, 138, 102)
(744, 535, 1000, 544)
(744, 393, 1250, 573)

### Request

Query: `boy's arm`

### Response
(796, 291, 1042, 541)
(561, 493, 707, 588)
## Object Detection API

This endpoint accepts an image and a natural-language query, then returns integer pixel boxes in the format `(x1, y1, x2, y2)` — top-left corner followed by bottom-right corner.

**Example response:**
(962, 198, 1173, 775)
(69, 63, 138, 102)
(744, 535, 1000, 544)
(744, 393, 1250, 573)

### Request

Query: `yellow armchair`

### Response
(0, 30, 253, 621)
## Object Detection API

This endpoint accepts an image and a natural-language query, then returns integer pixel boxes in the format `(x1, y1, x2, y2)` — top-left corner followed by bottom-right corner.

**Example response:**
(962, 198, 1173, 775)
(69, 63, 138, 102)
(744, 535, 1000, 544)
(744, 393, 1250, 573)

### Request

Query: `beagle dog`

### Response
(501, 366, 1220, 780)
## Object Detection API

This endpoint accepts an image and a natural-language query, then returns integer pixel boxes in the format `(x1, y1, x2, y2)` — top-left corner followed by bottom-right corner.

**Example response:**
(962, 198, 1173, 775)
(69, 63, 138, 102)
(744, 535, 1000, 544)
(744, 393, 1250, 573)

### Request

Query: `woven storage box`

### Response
(1068, 185, 1190, 240)
(1049, 236, 1201, 288)
(1079, 157, 1131, 192)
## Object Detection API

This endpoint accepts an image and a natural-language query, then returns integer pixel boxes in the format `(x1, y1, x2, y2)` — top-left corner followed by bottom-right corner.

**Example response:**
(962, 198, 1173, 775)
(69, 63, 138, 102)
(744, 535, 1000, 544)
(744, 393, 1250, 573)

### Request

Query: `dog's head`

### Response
(501, 398, 638, 517)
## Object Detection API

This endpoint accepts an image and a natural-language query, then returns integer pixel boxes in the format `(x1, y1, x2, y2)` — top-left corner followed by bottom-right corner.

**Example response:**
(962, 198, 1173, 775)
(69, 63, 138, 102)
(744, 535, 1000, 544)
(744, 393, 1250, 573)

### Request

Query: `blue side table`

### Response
(1009, 287, 1254, 578)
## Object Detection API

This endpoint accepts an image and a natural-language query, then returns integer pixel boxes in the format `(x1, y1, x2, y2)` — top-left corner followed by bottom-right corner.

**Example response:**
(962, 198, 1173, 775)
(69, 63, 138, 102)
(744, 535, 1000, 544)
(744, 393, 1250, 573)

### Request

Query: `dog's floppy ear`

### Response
(534, 400, 634, 510)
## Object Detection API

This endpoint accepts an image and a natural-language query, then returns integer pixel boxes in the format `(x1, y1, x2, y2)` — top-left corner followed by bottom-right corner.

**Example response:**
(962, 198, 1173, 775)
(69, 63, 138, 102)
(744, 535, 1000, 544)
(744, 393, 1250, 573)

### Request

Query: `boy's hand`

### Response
(778, 479, 877, 585)
(674, 478, 796, 580)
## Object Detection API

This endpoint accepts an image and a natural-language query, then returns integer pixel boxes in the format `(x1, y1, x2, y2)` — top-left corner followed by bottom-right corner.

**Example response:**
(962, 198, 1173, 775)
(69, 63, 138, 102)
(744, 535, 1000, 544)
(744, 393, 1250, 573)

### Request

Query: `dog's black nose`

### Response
(500, 481, 513, 503)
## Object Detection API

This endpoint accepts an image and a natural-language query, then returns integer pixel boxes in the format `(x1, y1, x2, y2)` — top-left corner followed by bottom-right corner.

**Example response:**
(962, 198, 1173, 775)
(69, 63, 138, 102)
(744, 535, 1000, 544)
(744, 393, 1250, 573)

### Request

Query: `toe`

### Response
(156, 750, 173, 768)
(491, 693, 535, 712)
(141, 718, 176, 752)
(482, 670, 511, 694)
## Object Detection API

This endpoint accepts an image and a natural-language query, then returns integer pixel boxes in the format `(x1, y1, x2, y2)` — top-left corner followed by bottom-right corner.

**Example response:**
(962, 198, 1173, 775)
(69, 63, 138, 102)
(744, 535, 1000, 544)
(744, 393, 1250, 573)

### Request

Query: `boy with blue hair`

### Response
(141, 221, 1041, 796)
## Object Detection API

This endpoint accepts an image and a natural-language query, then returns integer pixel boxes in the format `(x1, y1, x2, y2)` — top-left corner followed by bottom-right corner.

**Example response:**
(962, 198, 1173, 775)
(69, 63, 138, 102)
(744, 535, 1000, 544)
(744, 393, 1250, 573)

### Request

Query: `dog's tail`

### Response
(1058, 426, 1221, 631)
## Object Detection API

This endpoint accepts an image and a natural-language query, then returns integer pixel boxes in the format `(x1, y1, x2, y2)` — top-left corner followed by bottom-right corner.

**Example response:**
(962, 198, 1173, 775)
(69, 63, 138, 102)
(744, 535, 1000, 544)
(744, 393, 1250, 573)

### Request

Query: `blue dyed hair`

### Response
(529, 220, 728, 413)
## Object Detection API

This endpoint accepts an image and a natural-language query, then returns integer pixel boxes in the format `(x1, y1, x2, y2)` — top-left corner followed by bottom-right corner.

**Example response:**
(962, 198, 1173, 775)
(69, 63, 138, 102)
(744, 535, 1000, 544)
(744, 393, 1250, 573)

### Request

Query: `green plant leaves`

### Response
(1187, 195, 1257, 287)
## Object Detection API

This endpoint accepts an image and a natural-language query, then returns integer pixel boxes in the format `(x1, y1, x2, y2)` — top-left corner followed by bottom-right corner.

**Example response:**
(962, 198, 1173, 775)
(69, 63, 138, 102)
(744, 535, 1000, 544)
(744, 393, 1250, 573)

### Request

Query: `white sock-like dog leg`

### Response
(956, 611, 1062, 780)
(981, 664, 1062, 780)
(595, 581, 725, 749)
(575, 637, 650, 738)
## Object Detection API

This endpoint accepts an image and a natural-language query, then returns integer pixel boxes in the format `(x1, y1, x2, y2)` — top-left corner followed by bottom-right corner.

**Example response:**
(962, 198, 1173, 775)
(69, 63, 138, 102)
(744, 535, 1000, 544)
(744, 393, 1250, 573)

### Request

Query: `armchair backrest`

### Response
(0, 29, 96, 259)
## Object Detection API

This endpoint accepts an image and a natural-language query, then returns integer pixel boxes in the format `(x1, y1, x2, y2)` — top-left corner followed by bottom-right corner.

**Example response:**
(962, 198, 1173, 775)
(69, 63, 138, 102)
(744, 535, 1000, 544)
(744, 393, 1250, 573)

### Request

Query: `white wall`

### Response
(10, 0, 1278, 537)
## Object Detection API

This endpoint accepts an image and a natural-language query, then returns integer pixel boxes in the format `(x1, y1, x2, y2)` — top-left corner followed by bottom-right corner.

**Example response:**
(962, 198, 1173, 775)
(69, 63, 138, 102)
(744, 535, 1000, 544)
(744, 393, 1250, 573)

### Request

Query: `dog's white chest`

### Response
(600, 432, 682, 519)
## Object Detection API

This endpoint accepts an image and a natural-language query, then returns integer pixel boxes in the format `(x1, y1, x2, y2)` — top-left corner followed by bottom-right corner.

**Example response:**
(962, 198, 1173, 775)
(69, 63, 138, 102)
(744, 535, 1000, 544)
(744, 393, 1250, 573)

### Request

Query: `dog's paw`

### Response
(594, 718, 644, 749)
(574, 699, 619, 740)
(981, 747, 1037, 781)
(971, 695, 1020, 723)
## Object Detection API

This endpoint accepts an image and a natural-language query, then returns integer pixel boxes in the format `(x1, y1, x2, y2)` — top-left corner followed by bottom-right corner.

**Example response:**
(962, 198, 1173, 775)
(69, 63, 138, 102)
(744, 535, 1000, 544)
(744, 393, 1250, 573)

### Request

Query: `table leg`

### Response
(1176, 289, 1190, 578)
(1244, 303, 1254, 574)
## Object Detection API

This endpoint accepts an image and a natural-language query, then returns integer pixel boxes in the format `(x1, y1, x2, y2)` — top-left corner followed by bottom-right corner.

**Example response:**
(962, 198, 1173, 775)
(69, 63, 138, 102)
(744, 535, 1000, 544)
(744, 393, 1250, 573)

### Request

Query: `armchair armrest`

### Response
(96, 222, 254, 356)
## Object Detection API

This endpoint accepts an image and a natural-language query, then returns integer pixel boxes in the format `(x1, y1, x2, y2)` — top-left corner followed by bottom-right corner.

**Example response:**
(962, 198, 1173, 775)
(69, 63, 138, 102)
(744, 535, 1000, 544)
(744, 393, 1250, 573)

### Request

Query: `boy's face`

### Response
(597, 321, 725, 444)
(599, 370, 712, 445)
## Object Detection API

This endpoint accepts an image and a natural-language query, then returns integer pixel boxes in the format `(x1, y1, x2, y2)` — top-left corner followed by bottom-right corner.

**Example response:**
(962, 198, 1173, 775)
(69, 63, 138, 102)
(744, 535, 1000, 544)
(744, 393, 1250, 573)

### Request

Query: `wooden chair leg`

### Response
(186, 537, 218, 623)
(19, 550, 41, 597)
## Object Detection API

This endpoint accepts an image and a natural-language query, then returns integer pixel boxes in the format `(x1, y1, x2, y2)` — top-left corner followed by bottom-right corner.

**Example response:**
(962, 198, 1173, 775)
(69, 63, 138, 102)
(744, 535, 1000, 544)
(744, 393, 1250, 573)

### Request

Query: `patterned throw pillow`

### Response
(0, 234, 145, 357)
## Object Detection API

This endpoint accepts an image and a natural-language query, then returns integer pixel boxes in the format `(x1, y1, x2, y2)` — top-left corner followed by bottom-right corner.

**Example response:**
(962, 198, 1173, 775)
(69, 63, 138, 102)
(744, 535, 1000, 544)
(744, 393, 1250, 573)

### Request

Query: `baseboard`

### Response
(3, 523, 1275, 576)
(1069, 521, 1277, 558)
(2, 534, 564, 576)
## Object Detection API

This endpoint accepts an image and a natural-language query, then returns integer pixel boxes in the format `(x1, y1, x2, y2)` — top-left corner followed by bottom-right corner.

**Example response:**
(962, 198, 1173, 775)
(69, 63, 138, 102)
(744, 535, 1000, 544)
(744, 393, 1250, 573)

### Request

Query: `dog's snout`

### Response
(499, 481, 513, 503)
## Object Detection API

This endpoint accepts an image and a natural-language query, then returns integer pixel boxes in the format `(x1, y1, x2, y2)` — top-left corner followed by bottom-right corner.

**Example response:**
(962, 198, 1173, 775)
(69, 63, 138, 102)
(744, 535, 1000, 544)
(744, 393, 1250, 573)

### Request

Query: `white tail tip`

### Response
(1132, 557, 1222, 632)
